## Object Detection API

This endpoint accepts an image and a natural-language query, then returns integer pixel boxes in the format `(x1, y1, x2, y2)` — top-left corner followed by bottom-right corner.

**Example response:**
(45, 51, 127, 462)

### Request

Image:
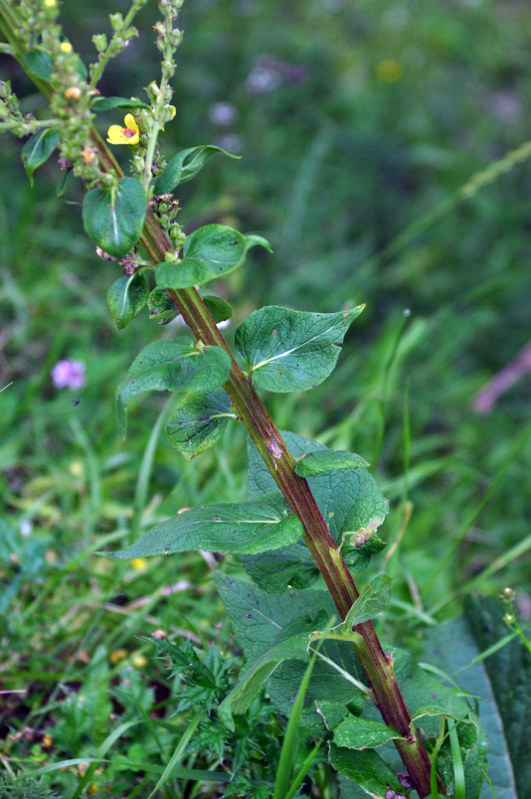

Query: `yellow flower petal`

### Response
(106, 114, 140, 145)
(169, 105, 176, 120)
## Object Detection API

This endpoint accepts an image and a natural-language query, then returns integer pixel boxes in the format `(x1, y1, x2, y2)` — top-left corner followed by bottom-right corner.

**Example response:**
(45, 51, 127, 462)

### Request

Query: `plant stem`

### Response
(140, 211, 442, 798)
(0, 11, 443, 795)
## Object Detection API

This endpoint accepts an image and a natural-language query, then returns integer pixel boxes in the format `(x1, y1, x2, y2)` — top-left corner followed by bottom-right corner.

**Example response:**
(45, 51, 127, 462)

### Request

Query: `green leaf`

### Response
(147, 287, 179, 324)
(166, 388, 233, 459)
(153, 145, 238, 195)
(83, 177, 147, 258)
(422, 604, 529, 799)
(333, 716, 402, 749)
(219, 630, 310, 725)
(23, 48, 53, 81)
(215, 575, 366, 733)
(156, 225, 271, 290)
(106, 271, 149, 330)
(235, 305, 365, 392)
(329, 744, 406, 797)
(203, 295, 233, 324)
(116, 339, 231, 432)
(241, 543, 319, 593)
(91, 96, 150, 111)
(108, 492, 303, 559)
(21, 128, 59, 185)
(294, 449, 369, 477)
(338, 575, 393, 629)
(247, 432, 388, 545)
(465, 596, 530, 799)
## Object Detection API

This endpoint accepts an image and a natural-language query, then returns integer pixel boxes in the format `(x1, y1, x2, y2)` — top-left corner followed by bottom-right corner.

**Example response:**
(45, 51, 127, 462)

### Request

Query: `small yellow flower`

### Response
(42, 733, 53, 749)
(169, 105, 176, 120)
(109, 648, 128, 664)
(131, 557, 147, 570)
(375, 58, 404, 83)
(60, 42, 73, 54)
(44, 0, 57, 7)
(107, 113, 140, 145)
(131, 653, 148, 668)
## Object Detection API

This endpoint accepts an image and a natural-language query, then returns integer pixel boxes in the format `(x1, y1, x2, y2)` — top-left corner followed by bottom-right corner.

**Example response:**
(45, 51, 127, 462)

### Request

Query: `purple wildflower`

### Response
(51, 359, 86, 390)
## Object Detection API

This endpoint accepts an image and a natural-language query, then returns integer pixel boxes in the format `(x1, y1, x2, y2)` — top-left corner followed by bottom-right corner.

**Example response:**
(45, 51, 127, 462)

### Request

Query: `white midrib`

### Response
(250, 325, 338, 371)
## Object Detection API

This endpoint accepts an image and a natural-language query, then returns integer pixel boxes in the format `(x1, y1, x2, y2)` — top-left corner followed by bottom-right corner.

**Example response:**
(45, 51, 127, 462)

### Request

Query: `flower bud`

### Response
(64, 86, 82, 101)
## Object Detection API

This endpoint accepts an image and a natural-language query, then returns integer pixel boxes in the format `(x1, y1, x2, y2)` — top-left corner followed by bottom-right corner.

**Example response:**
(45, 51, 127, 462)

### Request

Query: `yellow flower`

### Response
(109, 648, 128, 664)
(60, 42, 73, 54)
(375, 58, 404, 83)
(106, 114, 140, 145)
(169, 105, 176, 120)
(131, 557, 147, 570)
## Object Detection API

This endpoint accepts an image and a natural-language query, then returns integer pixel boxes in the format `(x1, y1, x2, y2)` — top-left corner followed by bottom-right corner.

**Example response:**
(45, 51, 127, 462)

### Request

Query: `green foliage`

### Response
(294, 449, 370, 477)
(247, 431, 389, 544)
(165, 387, 233, 458)
(106, 270, 150, 329)
(0, 776, 59, 799)
(202, 294, 233, 324)
(116, 339, 232, 431)
(337, 574, 393, 629)
(21, 129, 59, 186)
(156, 224, 272, 289)
(82, 177, 147, 258)
(109, 491, 303, 558)
(2, 0, 529, 795)
(235, 305, 364, 392)
(153, 145, 238, 194)
(91, 96, 150, 111)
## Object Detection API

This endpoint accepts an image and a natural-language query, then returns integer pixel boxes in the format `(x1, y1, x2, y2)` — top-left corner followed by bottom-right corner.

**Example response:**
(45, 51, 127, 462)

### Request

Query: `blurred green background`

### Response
(0, 0, 530, 793)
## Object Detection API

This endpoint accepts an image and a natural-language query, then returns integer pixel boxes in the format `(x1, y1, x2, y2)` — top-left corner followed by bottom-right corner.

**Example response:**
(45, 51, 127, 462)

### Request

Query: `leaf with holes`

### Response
(156, 225, 271, 289)
(116, 339, 231, 432)
(83, 177, 147, 258)
(235, 305, 364, 392)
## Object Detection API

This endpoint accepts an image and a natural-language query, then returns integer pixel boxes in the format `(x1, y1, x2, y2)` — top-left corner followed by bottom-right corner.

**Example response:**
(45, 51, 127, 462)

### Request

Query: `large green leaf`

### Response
(423, 605, 529, 799)
(108, 492, 303, 558)
(153, 145, 238, 194)
(235, 305, 364, 392)
(165, 388, 234, 459)
(214, 574, 366, 733)
(21, 128, 59, 185)
(247, 432, 388, 545)
(116, 339, 231, 432)
(106, 271, 149, 329)
(83, 177, 147, 258)
(329, 745, 406, 797)
(294, 449, 369, 477)
(155, 224, 271, 289)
